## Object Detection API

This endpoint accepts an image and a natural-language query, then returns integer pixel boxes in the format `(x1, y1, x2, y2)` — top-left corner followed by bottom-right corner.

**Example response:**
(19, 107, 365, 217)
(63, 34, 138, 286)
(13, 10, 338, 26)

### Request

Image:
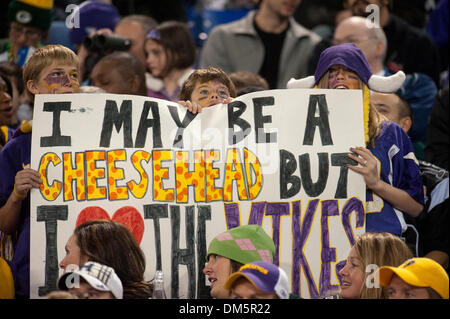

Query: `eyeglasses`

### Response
(9, 23, 41, 39)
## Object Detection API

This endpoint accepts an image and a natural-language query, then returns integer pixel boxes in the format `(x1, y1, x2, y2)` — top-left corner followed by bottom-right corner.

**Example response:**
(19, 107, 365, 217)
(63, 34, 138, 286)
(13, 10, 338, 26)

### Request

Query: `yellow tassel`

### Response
(20, 120, 32, 134)
(362, 84, 370, 145)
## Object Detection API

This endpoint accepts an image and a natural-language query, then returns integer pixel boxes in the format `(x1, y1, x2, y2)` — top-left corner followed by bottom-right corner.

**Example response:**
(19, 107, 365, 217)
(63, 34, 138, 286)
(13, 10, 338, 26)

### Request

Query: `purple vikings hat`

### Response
(69, 0, 121, 45)
(287, 43, 405, 93)
(225, 261, 289, 299)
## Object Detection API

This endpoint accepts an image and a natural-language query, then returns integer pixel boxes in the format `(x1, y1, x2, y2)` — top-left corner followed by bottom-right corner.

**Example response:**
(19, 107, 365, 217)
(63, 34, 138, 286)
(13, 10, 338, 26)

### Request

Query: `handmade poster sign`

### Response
(30, 89, 366, 299)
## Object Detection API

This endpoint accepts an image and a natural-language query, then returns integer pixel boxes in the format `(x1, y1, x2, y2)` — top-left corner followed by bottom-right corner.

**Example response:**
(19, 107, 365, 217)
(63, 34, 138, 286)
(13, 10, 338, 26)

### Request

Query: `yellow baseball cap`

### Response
(378, 258, 449, 299)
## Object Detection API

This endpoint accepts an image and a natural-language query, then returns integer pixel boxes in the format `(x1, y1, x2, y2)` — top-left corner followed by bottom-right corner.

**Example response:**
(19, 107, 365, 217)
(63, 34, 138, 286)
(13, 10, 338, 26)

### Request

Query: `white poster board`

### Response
(30, 89, 366, 299)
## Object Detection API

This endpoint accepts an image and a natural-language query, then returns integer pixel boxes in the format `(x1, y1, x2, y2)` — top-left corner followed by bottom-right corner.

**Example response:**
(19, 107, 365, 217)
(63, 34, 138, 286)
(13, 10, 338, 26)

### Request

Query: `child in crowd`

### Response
(58, 261, 123, 299)
(378, 257, 449, 299)
(0, 44, 80, 298)
(178, 67, 236, 114)
(0, 74, 15, 141)
(145, 21, 197, 101)
(59, 219, 153, 299)
(90, 51, 147, 96)
(229, 70, 269, 96)
(225, 261, 290, 299)
(332, 232, 413, 299)
(0, 73, 17, 280)
(287, 43, 424, 237)
(0, 61, 26, 128)
(203, 224, 275, 299)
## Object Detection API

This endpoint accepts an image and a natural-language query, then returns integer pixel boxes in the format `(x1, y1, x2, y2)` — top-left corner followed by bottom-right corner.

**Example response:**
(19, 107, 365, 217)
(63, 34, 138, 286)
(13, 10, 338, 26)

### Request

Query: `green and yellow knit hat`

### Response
(207, 225, 275, 265)
(8, 0, 53, 30)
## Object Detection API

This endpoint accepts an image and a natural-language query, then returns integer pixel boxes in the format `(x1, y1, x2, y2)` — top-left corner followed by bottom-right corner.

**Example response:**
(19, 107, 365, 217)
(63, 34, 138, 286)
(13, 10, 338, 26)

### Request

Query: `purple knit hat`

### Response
(287, 43, 405, 92)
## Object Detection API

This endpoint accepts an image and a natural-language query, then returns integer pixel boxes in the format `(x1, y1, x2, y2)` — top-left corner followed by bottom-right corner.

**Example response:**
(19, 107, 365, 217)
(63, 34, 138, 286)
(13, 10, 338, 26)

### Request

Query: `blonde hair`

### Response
(316, 71, 385, 147)
(23, 44, 79, 84)
(353, 232, 413, 299)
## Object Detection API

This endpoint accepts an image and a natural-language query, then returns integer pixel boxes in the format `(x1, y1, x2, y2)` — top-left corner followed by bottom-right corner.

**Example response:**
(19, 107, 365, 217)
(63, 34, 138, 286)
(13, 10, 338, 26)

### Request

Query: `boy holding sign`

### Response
(0, 44, 80, 298)
(178, 67, 236, 114)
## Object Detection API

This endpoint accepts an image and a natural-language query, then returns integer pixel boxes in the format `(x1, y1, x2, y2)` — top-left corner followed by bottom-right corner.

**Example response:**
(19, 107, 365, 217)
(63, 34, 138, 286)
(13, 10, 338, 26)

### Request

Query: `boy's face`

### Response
(28, 62, 80, 95)
(191, 79, 231, 108)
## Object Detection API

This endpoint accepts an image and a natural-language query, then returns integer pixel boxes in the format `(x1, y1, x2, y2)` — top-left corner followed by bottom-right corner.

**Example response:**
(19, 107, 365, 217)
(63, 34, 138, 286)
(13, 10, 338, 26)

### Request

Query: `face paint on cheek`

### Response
(197, 96, 210, 108)
(43, 73, 68, 91)
(69, 72, 80, 92)
(43, 72, 79, 92)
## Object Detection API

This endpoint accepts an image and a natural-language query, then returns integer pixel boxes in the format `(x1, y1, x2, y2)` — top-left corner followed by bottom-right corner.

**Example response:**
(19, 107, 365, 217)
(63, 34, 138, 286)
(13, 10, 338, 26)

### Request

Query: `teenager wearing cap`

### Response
(287, 43, 424, 237)
(0, 0, 53, 65)
(225, 261, 290, 299)
(203, 224, 275, 299)
(378, 257, 449, 299)
(58, 261, 123, 299)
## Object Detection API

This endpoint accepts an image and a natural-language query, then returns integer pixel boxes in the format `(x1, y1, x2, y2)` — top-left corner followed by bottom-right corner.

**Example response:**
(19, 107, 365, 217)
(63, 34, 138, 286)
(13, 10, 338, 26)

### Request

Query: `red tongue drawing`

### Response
(76, 206, 145, 244)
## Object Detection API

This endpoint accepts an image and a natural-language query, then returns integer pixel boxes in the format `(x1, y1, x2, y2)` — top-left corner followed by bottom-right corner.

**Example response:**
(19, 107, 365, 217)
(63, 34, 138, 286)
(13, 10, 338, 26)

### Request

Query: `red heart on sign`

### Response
(76, 206, 145, 244)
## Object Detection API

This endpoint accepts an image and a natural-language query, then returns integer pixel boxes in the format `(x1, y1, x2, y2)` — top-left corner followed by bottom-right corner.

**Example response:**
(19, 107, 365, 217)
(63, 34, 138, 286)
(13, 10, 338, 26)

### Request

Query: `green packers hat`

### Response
(207, 224, 275, 265)
(8, 0, 53, 30)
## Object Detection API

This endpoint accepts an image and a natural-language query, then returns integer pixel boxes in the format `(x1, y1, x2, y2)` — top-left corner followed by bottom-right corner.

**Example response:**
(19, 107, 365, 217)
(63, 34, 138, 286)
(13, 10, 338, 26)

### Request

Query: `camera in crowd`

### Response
(83, 34, 132, 80)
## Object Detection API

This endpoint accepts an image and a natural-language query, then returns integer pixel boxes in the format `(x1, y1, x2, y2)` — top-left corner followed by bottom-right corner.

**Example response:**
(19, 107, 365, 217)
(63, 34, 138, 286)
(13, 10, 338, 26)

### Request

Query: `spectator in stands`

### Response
(0, 44, 79, 298)
(178, 67, 236, 114)
(90, 51, 147, 96)
(229, 70, 269, 96)
(58, 261, 123, 299)
(225, 261, 290, 299)
(0, 62, 25, 128)
(199, 0, 322, 89)
(0, 0, 53, 66)
(370, 92, 412, 134)
(145, 21, 196, 101)
(326, 232, 413, 299)
(115, 15, 158, 72)
(378, 257, 449, 299)
(68, 0, 121, 82)
(344, 0, 441, 86)
(0, 73, 16, 269)
(0, 74, 14, 130)
(203, 224, 275, 299)
(333, 16, 438, 159)
(371, 91, 449, 273)
(59, 219, 153, 299)
(287, 43, 424, 236)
